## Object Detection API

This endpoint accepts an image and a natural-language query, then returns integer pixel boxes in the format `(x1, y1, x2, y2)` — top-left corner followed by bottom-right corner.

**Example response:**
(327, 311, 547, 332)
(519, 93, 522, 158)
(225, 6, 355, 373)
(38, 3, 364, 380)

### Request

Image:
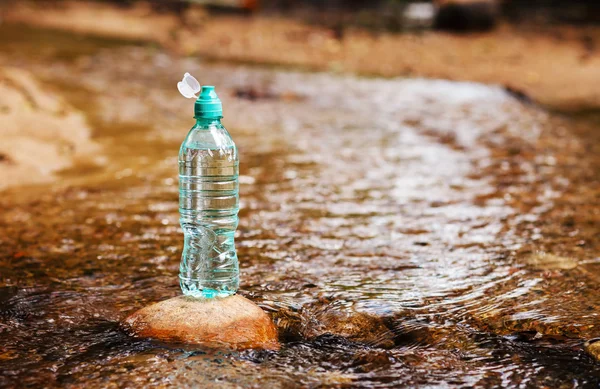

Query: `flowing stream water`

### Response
(0, 25, 599, 388)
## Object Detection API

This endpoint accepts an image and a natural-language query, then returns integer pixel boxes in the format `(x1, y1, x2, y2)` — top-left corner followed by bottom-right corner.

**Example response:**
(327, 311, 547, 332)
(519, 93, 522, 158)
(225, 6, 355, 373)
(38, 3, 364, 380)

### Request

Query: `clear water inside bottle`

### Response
(178, 127, 239, 298)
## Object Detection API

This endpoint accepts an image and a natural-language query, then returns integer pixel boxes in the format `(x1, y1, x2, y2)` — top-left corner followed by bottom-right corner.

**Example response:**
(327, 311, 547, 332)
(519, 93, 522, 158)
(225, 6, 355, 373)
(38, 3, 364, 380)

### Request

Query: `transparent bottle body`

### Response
(178, 118, 239, 298)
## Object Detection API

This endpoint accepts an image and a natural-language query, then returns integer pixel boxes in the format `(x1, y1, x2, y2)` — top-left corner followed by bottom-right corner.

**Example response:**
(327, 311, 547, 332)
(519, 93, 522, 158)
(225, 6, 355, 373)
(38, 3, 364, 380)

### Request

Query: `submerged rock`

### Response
(124, 295, 279, 350)
(585, 338, 600, 362)
(302, 305, 396, 349)
(265, 299, 396, 348)
(525, 252, 578, 270)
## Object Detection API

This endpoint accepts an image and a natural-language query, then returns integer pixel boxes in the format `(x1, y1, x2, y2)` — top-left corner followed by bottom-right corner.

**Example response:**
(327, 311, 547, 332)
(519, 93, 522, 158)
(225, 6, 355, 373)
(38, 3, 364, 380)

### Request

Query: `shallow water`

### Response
(0, 24, 599, 388)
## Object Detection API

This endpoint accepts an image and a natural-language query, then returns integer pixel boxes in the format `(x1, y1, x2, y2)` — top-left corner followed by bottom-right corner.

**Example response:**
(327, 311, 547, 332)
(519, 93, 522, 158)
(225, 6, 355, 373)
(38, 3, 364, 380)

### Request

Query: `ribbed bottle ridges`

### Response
(178, 146, 239, 298)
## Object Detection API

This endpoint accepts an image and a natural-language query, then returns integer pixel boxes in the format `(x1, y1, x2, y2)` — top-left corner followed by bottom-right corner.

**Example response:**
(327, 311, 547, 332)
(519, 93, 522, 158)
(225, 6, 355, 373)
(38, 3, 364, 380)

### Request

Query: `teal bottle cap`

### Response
(194, 86, 223, 119)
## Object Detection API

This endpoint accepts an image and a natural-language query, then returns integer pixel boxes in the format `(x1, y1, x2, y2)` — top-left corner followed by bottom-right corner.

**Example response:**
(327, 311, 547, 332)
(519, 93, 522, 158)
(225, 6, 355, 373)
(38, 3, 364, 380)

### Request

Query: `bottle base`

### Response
(180, 278, 237, 299)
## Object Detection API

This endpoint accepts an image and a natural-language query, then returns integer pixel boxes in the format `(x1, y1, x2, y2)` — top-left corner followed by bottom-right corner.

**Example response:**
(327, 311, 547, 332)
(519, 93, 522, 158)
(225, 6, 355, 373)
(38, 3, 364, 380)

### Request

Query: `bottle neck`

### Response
(195, 117, 222, 127)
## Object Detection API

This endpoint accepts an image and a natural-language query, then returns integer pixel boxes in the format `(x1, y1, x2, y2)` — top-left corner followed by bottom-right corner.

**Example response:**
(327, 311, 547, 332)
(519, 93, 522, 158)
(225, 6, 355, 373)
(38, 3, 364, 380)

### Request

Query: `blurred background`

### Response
(1, 1, 600, 388)
(1, 0, 599, 189)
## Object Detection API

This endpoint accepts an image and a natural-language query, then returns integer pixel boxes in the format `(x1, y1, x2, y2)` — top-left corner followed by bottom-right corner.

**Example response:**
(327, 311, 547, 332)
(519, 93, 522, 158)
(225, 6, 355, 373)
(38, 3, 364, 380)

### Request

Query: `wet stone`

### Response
(0, 66, 99, 190)
(302, 305, 396, 349)
(525, 252, 578, 270)
(123, 295, 280, 350)
(585, 338, 600, 362)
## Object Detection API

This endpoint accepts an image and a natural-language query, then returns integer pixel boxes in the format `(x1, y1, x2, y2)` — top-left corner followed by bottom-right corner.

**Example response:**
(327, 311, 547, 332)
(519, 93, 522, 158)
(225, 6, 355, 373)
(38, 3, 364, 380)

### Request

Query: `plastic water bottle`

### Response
(177, 79, 239, 298)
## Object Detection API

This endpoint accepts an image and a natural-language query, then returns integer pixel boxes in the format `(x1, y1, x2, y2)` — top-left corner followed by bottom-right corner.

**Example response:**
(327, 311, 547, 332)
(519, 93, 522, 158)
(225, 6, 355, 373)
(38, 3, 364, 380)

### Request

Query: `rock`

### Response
(0, 67, 100, 190)
(124, 295, 280, 350)
(302, 304, 396, 349)
(585, 338, 600, 362)
(434, 0, 499, 32)
(525, 252, 578, 270)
